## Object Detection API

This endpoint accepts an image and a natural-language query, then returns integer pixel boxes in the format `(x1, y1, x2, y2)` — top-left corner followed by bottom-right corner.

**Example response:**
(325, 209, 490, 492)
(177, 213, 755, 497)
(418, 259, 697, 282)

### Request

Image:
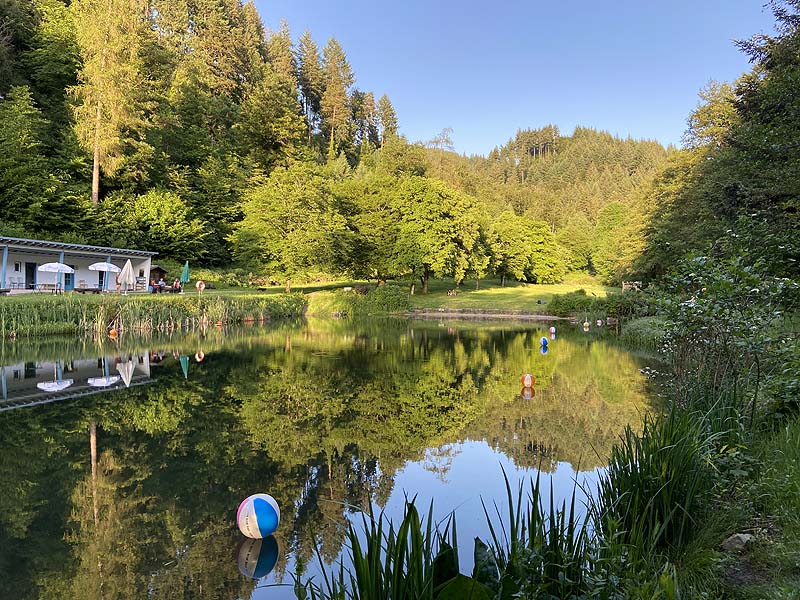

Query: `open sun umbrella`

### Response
(118, 259, 135, 293)
(88, 262, 121, 273)
(89, 262, 121, 291)
(37, 262, 75, 273)
(37, 379, 74, 392)
(37, 263, 74, 291)
(88, 375, 120, 387)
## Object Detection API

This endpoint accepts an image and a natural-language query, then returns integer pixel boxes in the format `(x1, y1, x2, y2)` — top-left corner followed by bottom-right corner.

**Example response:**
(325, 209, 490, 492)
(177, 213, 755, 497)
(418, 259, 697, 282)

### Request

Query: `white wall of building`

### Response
(2, 248, 153, 291)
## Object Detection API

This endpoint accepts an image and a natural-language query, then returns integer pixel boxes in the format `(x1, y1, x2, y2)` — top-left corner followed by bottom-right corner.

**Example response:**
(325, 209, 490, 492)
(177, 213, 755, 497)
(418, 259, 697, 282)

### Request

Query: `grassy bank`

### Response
(0, 292, 307, 338)
(304, 276, 623, 318)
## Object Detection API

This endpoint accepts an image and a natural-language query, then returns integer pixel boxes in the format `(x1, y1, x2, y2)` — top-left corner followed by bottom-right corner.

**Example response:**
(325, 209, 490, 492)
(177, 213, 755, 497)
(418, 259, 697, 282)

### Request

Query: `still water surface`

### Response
(0, 318, 655, 599)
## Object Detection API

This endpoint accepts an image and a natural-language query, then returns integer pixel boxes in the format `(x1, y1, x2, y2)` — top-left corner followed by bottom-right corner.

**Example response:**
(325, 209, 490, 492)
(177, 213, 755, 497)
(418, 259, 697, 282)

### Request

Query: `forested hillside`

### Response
(2, 0, 797, 287)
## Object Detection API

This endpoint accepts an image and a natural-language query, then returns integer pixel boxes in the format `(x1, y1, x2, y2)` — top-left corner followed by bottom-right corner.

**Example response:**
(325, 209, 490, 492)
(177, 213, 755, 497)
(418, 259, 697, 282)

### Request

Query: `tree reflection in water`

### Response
(0, 319, 654, 599)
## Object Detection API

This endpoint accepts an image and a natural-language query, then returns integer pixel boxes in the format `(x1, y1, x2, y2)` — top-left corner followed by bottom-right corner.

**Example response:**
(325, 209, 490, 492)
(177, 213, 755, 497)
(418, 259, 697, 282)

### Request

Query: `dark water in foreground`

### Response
(0, 318, 656, 599)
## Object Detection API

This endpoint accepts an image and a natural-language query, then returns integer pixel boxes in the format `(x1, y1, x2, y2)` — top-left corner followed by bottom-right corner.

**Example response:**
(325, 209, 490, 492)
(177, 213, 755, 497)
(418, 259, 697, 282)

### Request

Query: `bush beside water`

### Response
(0, 293, 307, 337)
(546, 288, 657, 320)
(307, 284, 410, 317)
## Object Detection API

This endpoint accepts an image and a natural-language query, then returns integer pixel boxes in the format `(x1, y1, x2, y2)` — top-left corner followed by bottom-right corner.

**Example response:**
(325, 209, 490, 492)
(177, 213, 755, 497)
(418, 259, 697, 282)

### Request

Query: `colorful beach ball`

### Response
(540, 336, 548, 347)
(237, 493, 280, 539)
(237, 536, 279, 579)
(540, 345, 549, 355)
(549, 326, 556, 334)
(520, 373, 535, 388)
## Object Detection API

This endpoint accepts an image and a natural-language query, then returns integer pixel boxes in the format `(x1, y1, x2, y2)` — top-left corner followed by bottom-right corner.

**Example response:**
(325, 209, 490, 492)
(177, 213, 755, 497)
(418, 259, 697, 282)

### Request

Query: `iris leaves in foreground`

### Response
(296, 414, 713, 599)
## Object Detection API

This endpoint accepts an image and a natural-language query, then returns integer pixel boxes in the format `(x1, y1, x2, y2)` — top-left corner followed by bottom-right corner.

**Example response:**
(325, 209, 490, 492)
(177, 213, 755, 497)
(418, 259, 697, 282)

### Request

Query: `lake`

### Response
(0, 317, 656, 599)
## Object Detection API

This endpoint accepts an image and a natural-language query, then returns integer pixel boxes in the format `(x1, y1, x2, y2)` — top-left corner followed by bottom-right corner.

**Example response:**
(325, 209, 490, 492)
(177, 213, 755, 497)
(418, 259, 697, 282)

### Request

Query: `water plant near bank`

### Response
(0, 293, 307, 338)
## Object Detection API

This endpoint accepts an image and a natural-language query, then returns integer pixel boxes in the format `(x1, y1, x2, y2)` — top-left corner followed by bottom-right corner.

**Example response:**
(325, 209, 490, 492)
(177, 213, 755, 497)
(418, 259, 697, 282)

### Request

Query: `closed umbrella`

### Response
(180, 261, 190, 291)
(116, 360, 134, 387)
(118, 259, 135, 294)
(179, 355, 189, 379)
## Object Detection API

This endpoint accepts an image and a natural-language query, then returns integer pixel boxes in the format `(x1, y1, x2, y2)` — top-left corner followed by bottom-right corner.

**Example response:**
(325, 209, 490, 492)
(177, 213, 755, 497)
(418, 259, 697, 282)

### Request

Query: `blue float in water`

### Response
(540, 336, 548, 347)
(540, 345, 549, 355)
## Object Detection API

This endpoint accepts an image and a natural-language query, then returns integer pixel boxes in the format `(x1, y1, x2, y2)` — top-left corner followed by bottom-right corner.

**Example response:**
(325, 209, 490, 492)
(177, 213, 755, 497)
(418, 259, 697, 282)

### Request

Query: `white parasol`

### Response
(37, 379, 74, 392)
(88, 262, 121, 272)
(118, 259, 135, 293)
(88, 375, 120, 387)
(37, 262, 74, 273)
(116, 360, 134, 387)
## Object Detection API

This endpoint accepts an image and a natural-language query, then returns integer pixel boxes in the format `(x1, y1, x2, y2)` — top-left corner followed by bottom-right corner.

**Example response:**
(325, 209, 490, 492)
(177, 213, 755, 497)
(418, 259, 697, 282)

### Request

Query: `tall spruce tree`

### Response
(296, 29, 324, 144)
(320, 37, 353, 158)
(377, 93, 398, 141)
(71, 0, 150, 205)
(266, 19, 296, 85)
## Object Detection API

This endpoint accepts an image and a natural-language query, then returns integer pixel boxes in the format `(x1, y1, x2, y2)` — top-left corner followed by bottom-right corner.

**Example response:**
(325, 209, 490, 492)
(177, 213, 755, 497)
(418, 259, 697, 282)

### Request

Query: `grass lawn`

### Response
(201, 274, 616, 313)
(404, 275, 616, 312)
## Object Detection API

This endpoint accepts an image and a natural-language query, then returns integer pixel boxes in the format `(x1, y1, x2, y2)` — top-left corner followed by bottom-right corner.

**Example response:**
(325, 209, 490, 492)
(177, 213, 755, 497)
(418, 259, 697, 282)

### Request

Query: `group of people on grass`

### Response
(150, 277, 182, 294)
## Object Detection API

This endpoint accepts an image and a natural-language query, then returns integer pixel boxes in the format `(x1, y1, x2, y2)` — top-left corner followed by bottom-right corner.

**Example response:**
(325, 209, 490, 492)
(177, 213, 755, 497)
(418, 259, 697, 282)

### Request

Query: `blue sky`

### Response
(254, 0, 777, 156)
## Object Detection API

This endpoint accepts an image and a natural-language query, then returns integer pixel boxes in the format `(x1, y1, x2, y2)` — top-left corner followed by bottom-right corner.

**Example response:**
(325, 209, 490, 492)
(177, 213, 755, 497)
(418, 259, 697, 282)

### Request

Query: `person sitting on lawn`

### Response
(172, 278, 181, 293)
(158, 278, 166, 292)
(150, 279, 158, 293)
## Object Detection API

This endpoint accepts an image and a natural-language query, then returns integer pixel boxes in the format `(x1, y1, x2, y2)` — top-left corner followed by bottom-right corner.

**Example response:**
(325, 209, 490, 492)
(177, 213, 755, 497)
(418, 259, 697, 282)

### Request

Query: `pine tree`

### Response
(71, 0, 150, 205)
(296, 29, 324, 145)
(377, 93, 398, 141)
(320, 37, 353, 158)
(266, 19, 296, 85)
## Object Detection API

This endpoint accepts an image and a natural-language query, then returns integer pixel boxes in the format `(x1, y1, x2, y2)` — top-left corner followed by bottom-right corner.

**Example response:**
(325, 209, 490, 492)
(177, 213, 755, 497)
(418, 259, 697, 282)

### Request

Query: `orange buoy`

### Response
(108, 328, 118, 338)
(520, 373, 535, 388)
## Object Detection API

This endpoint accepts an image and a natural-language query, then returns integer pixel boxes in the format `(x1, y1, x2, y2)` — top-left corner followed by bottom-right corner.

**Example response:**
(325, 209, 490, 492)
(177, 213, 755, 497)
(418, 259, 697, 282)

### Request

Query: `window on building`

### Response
(13, 262, 21, 272)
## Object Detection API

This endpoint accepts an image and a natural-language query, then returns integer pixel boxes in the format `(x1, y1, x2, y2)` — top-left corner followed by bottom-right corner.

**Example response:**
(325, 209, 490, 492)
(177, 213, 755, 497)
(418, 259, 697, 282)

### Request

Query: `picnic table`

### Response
(33, 283, 62, 294)
(75, 287, 102, 294)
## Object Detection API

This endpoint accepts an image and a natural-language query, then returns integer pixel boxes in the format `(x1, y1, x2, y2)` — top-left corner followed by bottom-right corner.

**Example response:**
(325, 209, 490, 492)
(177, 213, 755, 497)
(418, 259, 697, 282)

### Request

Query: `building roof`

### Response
(0, 236, 157, 257)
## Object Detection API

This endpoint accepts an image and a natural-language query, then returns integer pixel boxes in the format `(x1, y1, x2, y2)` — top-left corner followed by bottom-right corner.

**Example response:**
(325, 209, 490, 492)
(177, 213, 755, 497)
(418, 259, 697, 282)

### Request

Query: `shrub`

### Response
(621, 316, 667, 351)
(545, 289, 598, 317)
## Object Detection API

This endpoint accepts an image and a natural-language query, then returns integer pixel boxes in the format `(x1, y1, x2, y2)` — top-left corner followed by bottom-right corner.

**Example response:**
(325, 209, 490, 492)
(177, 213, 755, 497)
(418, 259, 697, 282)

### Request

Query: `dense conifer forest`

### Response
(0, 0, 797, 287)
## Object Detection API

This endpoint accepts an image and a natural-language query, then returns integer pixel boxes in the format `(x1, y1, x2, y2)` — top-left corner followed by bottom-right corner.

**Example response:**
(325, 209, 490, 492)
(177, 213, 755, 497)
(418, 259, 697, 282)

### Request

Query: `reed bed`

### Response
(0, 293, 307, 338)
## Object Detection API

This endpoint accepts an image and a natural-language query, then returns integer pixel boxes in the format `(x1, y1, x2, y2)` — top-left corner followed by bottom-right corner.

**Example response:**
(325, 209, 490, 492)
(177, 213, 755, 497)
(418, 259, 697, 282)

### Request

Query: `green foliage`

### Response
(639, 5, 800, 281)
(545, 289, 599, 317)
(309, 285, 410, 317)
(620, 316, 667, 351)
(298, 501, 463, 600)
(660, 254, 798, 411)
(232, 161, 359, 277)
(594, 410, 713, 563)
(94, 190, 208, 261)
(392, 177, 486, 291)
(478, 471, 589, 599)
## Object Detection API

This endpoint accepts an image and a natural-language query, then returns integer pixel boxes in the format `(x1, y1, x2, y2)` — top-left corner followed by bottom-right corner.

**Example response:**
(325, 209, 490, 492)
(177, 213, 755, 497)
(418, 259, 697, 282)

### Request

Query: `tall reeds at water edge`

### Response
(0, 294, 307, 338)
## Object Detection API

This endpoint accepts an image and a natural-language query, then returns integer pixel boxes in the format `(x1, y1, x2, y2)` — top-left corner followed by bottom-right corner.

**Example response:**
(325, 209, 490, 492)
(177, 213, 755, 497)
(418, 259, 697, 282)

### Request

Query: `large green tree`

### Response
(320, 37, 354, 158)
(71, 0, 150, 206)
(391, 177, 485, 293)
